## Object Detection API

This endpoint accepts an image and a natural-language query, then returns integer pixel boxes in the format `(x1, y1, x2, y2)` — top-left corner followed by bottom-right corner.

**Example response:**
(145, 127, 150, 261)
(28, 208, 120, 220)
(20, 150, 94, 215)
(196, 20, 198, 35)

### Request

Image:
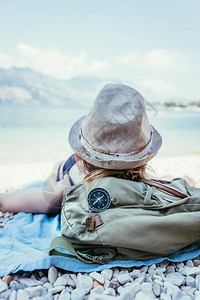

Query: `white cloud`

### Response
(146, 49, 190, 71)
(0, 53, 12, 69)
(117, 48, 197, 100)
(141, 78, 172, 94)
(16, 43, 109, 79)
(118, 48, 192, 73)
(0, 44, 199, 101)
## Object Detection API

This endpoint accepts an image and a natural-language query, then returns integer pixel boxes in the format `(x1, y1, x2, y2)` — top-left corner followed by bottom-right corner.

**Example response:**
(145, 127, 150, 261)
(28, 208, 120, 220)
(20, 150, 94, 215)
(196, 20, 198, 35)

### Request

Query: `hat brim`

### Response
(68, 116, 162, 169)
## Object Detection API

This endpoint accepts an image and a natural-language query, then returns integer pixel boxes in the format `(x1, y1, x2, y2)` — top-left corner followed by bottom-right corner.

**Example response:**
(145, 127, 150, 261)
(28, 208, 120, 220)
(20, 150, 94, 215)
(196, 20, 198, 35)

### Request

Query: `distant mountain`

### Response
(0, 67, 111, 106)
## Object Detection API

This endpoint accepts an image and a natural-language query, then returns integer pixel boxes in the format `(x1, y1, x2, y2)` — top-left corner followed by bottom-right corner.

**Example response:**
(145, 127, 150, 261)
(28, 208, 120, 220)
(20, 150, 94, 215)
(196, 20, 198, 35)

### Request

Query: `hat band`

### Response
(79, 129, 153, 161)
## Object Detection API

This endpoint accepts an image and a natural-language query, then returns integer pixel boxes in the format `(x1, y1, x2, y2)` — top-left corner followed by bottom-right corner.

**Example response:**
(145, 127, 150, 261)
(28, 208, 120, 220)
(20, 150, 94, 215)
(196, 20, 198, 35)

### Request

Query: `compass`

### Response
(87, 188, 111, 212)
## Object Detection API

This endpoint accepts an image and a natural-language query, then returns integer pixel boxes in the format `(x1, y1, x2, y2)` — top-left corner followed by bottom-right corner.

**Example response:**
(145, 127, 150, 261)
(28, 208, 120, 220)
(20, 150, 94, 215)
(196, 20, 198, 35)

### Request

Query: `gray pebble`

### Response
(101, 269, 113, 281)
(134, 276, 145, 285)
(195, 293, 200, 300)
(179, 266, 187, 274)
(160, 293, 171, 300)
(190, 287, 197, 295)
(156, 267, 166, 275)
(117, 286, 124, 295)
(9, 290, 17, 300)
(91, 295, 118, 300)
(25, 286, 42, 298)
(43, 294, 53, 300)
(48, 266, 58, 284)
(154, 279, 163, 290)
(48, 285, 65, 294)
(140, 266, 148, 273)
(141, 282, 155, 299)
(38, 271, 45, 278)
(186, 260, 194, 267)
(123, 282, 141, 298)
(184, 267, 200, 276)
(153, 283, 161, 297)
(62, 274, 76, 288)
(104, 279, 110, 290)
(16, 290, 29, 300)
(149, 264, 156, 270)
(59, 289, 70, 300)
(14, 283, 27, 291)
(130, 270, 142, 279)
(66, 286, 74, 293)
(112, 268, 119, 278)
(175, 295, 191, 300)
(3, 217, 10, 225)
(185, 275, 195, 287)
(148, 269, 157, 276)
(123, 282, 132, 288)
(0, 289, 12, 300)
(12, 275, 19, 281)
(170, 288, 186, 300)
(166, 266, 175, 274)
(19, 278, 42, 287)
(135, 291, 155, 300)
(40, 287, 48, 297)
(58, 272, 63, 278)
(0, 280, 8, 293)
(109, 280, 120, 291)
(53, 277, 67, 287)
(103, 288, 115, 296)
(9, 281, 17, 290)
(141, 282, 153, 293)
(120, 290, 135, 300)
(43, 282, 53, 290)
(176, 262, 185, 269)
(90, 286, 104, 295)
(163, 281, 179, 296)
(40, 277, 48, 284)
(180, 286, 194, 295)
(145, 274, 154, 284)
(196, 274, 200, 289)
(77, 275, 93, 295)
(71, 288, 86, 300)
(119, 269, 129, 274)
(116, 273, 131, 285)
(165, 272, 185, 286)
(89, 272, 104, 284)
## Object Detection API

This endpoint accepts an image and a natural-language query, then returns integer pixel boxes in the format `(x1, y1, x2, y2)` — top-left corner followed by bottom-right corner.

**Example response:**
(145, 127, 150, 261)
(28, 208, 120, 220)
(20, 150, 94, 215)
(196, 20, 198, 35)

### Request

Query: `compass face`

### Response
(87, 188, 111, 212)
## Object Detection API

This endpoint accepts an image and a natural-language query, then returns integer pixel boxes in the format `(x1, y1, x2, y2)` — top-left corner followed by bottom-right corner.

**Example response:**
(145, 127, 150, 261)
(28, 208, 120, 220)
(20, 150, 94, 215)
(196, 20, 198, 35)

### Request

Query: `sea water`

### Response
(0, 104, 200, 165)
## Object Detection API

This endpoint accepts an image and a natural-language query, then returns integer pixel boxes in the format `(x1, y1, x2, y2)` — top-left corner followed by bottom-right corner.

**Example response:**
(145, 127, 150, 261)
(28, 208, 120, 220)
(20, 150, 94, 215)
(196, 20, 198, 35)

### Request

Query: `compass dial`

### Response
(87, 188, 111, 212)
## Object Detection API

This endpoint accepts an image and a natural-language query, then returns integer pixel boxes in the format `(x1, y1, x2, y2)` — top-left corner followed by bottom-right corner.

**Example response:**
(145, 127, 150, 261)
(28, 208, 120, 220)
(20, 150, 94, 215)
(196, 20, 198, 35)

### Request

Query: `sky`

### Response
(0, 0, 200, 101)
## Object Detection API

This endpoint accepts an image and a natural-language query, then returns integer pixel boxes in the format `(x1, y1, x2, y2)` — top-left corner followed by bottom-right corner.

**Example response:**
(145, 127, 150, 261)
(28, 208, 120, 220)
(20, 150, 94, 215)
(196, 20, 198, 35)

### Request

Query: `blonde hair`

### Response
(75, 154, 148, 183)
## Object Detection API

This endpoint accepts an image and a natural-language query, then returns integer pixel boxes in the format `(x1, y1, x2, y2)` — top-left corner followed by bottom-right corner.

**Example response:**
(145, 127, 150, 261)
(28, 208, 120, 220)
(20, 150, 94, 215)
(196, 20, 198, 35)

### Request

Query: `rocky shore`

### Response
(1, 256, 200, 299)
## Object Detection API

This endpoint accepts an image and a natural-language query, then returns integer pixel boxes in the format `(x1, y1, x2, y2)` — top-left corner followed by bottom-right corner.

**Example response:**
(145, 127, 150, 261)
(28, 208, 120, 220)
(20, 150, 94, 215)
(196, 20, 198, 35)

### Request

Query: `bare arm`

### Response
(0, 177, 71, 214)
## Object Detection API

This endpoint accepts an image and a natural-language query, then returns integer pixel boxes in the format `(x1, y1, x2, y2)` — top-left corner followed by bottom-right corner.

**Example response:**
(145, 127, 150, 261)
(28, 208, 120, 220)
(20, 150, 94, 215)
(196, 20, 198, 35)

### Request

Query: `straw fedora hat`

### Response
(68, 83, 162, 169)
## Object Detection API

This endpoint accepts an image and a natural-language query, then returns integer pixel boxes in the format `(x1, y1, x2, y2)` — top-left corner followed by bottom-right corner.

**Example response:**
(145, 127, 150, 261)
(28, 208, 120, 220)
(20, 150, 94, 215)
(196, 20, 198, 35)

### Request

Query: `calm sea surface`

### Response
(0, 104, 200, 165)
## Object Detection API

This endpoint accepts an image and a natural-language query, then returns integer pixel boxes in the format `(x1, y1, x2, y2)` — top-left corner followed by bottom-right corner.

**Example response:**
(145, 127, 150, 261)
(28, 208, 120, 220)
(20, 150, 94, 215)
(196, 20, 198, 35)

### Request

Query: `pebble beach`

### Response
(1, 154, 200, 299)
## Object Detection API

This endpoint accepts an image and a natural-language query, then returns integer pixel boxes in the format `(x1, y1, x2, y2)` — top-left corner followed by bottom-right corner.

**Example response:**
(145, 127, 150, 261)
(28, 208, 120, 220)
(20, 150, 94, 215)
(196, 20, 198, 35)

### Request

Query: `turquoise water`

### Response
(0, 104, 200, 165)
